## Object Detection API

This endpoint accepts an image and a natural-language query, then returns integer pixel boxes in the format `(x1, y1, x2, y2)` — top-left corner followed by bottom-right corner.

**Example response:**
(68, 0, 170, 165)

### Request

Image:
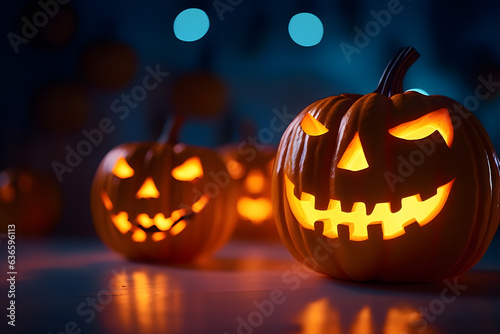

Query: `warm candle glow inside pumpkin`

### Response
(226, 159, 245, 179)
(389, 108, 453, 147)
(171, 156, 204, 181)
(285, 174, 455, 240)
(237, 197, 273, 224)
(300, 113, 329, 136)
(135, 177, 160, 199)
(337, 132, 369, 171)
(244, 169, 265, 194)
(112, 157, 135, 178)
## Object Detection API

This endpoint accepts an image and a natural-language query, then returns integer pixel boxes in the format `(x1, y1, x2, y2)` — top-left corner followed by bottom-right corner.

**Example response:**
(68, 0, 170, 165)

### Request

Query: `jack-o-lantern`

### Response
(91, 116, 237, 263)
(0, 168, 63, 235)
(272, 47, 500, 282)
(219, 143, 278, 240)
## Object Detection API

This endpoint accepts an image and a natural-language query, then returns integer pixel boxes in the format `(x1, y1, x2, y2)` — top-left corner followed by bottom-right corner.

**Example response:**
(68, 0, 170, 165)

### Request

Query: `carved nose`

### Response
(136, 177, 160, 199)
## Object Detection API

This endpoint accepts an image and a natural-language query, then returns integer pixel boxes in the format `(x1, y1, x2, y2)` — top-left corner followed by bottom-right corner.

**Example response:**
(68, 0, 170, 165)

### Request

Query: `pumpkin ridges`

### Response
(274, 96, 359, 279)
(426, 96, 499, 278)
(91, 139, 237, 263)
(444, 109, 500, 277)
(272, 47, 500, 282)
(273, 92, 500, 282)
(273, 121, 326, 273)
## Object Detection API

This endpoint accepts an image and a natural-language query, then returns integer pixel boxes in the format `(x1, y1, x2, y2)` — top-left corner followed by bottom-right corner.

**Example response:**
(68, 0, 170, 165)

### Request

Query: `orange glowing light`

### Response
(350, 306, 374, 334)
(154, 213, 174, 231)
(171, 157, 204, 181)
(102, 191, 206, 240)
(383, 307, 421, 334)
(226, 159, 245, 179)
(192, 195, 209, 213)
(111, 211, 132, 234)
(298, 298, 341, 334)
(389, 108, 453, 147)
(170, 220, 187, 236)
(237, 197, 273, 223)
(112, 157, 135, 178)
(244, 169, 265, 193)
(137, 213, 154, 228)
(152, 232, 168, 242)
(337, 132, 369, 171)
(100, 191, 114, 210)
(131, 229, 147, 242)
(135, 177, 160, 199)
(285, 174, 455, 241)
(301, 113, 329, 136)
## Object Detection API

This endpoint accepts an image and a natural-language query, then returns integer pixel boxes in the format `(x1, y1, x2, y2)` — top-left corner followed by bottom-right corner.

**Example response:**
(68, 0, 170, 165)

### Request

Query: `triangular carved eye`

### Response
(389, 108, 453, 147)
(171, 157, 204, 182)
(112, 157, 135, 179)
(301, 113, 329, 136)
(337, 132, 369, 171)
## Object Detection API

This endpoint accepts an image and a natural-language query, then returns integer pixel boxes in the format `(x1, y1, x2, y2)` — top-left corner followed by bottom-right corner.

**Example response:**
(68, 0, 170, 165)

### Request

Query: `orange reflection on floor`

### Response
(108, 270, 182, 334)
(350, 306, 374, 334)
(299, 298, 341, 334)
(297, 298, 425, 334)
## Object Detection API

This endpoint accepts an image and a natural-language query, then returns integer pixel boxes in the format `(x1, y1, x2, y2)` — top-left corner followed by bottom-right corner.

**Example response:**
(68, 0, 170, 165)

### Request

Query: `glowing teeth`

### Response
(154, 213, 174, 231)
(111, 212, 132, 234)
(103, 191, 210, 241)
(284, 175, 455, 241)
(110, 211, 188, 241)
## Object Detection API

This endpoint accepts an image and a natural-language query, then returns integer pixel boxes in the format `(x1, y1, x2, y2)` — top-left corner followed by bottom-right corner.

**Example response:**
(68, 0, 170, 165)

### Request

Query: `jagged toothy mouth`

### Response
(100, 192, 209, 242)
(284, 175, 454, 241)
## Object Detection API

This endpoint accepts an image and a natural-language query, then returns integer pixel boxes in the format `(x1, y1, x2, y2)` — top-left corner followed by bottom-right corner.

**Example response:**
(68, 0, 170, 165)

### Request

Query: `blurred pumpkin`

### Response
(170, 71, 228, 117)
(91, 116, 237, 263)
(80, 41, 137, 90)
(0, 168, 63, 235)
(272, 47, 500, 282)
(31, 81, 89, 133)
(220, 143, 278, 240)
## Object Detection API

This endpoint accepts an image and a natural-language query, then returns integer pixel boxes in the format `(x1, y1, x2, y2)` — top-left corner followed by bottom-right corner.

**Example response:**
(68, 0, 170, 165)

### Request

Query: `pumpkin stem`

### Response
(158, 114, 185, 144)
(374, 46, 420, 97)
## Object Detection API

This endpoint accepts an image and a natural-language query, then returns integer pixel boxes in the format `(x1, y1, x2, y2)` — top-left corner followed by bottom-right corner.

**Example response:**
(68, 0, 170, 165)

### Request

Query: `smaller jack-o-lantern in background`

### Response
(219, 126, 278, 240)
(91, 115, 238, 263)
(0, 168, 63, 235)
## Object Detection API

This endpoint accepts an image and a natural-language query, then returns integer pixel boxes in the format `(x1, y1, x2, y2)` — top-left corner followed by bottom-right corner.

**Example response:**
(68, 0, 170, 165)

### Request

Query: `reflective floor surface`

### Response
(1, 236, 499, 334)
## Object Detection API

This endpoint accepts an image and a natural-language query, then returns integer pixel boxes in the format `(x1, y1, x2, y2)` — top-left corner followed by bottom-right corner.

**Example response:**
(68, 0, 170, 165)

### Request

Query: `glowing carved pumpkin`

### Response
(272, 47, 500, 282)
(219, 144, 279, 240)
(91, 116, 237, 263)
(0, 168, 63, 235)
